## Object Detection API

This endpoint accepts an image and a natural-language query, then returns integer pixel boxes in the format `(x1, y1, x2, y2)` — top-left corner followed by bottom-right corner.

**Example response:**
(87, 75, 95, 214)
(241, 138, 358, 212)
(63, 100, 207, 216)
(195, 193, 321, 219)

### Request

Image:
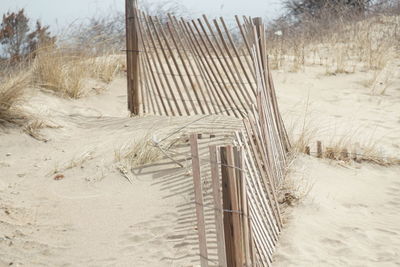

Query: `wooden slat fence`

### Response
(125, 1, 292, 266)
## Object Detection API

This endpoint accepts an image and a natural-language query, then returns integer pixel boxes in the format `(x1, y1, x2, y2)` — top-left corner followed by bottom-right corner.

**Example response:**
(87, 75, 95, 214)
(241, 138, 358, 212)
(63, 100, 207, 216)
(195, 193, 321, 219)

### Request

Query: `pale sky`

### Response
(0, 0, 284, 32)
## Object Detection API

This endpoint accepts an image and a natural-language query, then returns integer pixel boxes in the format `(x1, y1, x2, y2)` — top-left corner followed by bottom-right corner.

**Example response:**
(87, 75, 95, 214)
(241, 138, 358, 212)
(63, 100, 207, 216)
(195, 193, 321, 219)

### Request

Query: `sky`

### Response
(0, 0, 284, 32)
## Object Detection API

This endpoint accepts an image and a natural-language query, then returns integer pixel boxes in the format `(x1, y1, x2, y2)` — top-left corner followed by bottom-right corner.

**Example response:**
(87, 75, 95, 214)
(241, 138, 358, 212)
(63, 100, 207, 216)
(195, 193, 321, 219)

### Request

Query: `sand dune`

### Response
(1, 57, 399, 266)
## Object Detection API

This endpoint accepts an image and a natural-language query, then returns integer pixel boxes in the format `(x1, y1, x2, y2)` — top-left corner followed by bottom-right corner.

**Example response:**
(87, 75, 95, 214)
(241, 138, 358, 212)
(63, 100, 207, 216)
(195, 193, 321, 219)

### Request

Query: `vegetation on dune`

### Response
(0, 71, 30, 125)
(266, 0, 399, 74)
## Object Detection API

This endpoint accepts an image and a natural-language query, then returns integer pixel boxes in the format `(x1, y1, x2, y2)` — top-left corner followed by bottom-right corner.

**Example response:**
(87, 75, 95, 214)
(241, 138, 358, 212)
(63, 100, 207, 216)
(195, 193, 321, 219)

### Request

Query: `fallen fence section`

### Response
(190, 132, 282, 267)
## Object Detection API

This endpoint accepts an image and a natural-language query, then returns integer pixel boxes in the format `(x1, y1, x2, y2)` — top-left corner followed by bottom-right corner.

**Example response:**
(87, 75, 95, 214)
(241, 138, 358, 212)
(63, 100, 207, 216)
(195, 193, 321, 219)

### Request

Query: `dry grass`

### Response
(0, 72, 30, 125)
(321, 141, 400, 166)
(22, 119, 61, 141)
(295, 136, 400, 166)
(268, 15, 399, 74)
(88, 55, 123, 83)
(33, 46, 88, 98)
(278, 158, 315, 223)
(114, 134, 163, 168)
(289, 112, 400, 167)
(33, 44, 123, 98)
(50, 150, 96, 175)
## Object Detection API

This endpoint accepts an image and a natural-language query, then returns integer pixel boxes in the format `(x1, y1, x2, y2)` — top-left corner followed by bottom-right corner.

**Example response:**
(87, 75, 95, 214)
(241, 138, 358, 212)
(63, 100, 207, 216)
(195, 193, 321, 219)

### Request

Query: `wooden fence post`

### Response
(190, 134, 209, 267)
(220, 146, 244, 267)
(209, 145, 227, 267)
(125, 0, 141, 115)
(235, 147, 252, 267)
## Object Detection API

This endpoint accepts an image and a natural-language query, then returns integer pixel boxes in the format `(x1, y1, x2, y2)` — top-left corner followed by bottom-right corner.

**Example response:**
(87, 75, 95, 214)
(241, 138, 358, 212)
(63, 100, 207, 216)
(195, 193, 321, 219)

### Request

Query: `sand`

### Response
(272, 61, 400, 266)
(0, 58, 399, 266)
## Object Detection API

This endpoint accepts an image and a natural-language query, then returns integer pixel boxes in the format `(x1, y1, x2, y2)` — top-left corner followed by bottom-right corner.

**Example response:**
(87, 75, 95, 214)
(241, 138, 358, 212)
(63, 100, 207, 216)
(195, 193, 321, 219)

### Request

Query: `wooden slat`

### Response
(220, 146, 236, 267)
(143, 14, 182, 116)
(226, 145, 244, 266)
(219, 17, 256, 96)
(201, 16, 251, 112)
(154, 16, 199, 115)
(238, 148, 252, 267)
(183, 19, 232, 116)
(235, 131, 278, 258)
(168, 14, 215, 114)
(139, 11, 176, 115)
(137, 11, 168, 115)
(149, 16, 190, 115)
(166, 19, 208, 114)
(139, 54, 154, 114)
(190, 134, 209, 267)
(209, 145, 227, 267)
(234, 15, 255, 63)
(244, 119, 282, 231)
(191, 19, 241, 117)
(179, 17, 225, 114)
(170, 16, 219, 115)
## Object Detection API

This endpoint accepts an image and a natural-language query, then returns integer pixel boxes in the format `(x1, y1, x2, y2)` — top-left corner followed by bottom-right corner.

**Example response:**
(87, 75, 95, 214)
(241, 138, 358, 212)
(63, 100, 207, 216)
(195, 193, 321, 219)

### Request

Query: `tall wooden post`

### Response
(125, 0, 141, 115)
(220, 146, 244, 267)
(190, 134, 209, 267)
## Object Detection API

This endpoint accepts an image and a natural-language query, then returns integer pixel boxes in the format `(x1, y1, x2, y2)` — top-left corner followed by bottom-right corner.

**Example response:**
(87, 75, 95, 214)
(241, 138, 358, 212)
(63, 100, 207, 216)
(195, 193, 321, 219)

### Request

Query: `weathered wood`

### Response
(245, 118, 282, 230)
(209, 145, 227, 267)
(166, 20, 208, 114)
(201, 16, 252, 111)
(192, 19, 241, 117)
(170, 15, 219, 114)
(126, 8, 292, 266)
(154, 17, 198, 115)
(125, 0, 141, 115)
(220, 146, 235, 266)
(317, 141, 322, 158)
(235, 132, 277, 261)
(226, 145, 244, 266)
(182, 18, 230, 115)
(190, 134, 209, 267)
(236, 148, 252, 267)
(149, 16, 190, 115)
(219, 17, 256, 95)
(141, 12, 178, 116)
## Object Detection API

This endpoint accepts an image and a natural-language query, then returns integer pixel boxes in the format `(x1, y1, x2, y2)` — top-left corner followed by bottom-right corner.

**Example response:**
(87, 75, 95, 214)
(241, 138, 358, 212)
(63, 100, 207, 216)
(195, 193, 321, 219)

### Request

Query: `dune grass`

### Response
(0, 71, 30, 125)
(267, 15, 399, 74)
(290, 123, 400, 167)
(32, 44, 124, 99)
(114, 134, 163, 168)
(33, 46, 88, 98)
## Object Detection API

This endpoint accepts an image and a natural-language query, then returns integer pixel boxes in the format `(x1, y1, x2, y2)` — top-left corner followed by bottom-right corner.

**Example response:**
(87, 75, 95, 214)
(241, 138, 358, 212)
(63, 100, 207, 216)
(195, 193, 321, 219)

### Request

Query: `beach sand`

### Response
(0, 59, 399, 266)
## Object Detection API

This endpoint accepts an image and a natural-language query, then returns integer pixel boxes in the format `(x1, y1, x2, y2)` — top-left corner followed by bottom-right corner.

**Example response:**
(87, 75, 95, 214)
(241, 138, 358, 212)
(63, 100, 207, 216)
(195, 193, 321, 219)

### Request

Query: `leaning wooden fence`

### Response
(125, 0, 291, 266)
